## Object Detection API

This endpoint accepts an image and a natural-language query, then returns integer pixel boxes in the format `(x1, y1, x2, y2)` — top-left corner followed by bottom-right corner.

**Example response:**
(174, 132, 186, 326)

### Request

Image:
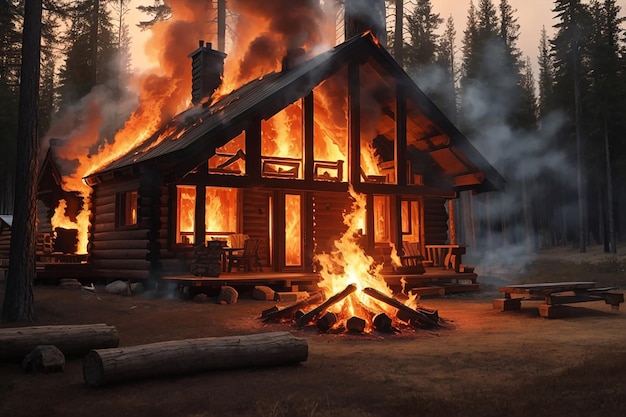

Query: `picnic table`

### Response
(493, 281, 624, 318)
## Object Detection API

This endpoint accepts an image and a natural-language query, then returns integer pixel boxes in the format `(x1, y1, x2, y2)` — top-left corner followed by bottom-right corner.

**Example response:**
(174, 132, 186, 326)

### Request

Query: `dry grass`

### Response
(247, 353, 626, 417)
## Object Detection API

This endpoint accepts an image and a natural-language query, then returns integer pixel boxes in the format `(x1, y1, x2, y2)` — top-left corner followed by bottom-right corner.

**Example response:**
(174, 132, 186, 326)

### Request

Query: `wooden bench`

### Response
(494, 281, 625, 318)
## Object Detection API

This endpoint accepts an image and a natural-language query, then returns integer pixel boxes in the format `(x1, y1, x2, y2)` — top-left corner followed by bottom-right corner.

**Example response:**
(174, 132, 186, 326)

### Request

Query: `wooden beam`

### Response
(304, 92, 314, 181)
(194, 184, 206, 246)
(453, 173, 485, 187)
(348, 61, 360, 184)
(396, 86, 407, 185)
(245, 120, 262, 181)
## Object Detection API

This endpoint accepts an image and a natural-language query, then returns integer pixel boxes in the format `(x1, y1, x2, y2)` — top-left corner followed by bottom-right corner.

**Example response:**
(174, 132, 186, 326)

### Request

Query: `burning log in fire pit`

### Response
(372, 313, 394, 333)
(346, 316, 366, 333)
(265, 283, 442, 334)
(295, 283, 357, 327)
(261, 292, 324, 323)
(362, 287, 440, 328)
(317, 312, 338, 331)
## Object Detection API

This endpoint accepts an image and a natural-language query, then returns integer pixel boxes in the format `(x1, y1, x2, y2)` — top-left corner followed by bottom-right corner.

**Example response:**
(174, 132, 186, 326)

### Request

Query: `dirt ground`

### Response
(1, 246, 626, 417)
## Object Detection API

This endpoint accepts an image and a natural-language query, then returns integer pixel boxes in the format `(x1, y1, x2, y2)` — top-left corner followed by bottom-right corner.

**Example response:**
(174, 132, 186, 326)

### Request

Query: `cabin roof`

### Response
(86, 33, 505, 193)
(0, 215, 12, 229)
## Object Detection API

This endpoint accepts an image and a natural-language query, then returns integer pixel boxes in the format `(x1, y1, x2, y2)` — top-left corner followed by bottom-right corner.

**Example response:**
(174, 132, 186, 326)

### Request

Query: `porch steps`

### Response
(409, 283, 481, 297)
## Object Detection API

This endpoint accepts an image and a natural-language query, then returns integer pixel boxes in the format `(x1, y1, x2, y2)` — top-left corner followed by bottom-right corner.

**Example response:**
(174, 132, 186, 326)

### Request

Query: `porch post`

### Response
(396, 86, 407, 185)
(448, 199, 456, 244)
(393, 195, 403, 252)
(348, 62, 360, 184)
(303, 92, 314, 181)
(194, 185, 206, 246)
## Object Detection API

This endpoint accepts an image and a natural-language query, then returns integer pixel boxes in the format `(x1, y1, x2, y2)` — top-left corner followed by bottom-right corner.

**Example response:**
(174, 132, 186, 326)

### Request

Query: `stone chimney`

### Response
(188, 40, 227, 105)
(344, 0, 387, 46)
(281, 47, 306, 72)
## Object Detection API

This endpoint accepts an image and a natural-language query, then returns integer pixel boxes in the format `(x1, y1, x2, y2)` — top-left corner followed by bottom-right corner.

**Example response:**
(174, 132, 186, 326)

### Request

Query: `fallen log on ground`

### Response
(261, 292, 324, 323)
(362, 287, 439, 328)
(296, 283, 357, 327)
(0, 324, 119, 361)
(83, 331, 308, 387)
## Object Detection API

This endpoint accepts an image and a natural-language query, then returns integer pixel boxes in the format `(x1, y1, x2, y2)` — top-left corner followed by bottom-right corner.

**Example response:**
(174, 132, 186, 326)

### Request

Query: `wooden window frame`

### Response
(116, 190, 138, 229)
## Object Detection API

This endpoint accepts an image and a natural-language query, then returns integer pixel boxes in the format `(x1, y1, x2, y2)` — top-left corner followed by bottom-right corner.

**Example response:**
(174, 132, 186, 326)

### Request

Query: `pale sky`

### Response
(437, 0, 626, 75)
(127, 0, 626, 77)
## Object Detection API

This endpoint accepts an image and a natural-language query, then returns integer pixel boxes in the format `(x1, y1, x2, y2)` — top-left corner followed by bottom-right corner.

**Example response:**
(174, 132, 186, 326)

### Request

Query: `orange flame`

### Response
(314, 186, 398, 330)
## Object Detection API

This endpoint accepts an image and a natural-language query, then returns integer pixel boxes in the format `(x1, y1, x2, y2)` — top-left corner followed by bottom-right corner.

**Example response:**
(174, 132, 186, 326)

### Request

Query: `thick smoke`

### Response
(414, 38, 572, 274)
(226, 0, 332, 85)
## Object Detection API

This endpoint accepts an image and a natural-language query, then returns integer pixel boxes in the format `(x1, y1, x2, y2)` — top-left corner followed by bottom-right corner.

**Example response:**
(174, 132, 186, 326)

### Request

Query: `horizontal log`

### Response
(92, 239, 148, 251)
(94, 212, 116, 224)
(83, 331, 308, 387)
(296, 283, 356, 327)
(91, 222, 116, 234)
(92, 269, 150, 280)
(92, 229, 150, 241)
(362, 287, 439, 328)
(92, 193, 116, 207)
(91, 259, 150, 270)
(0, 324, 119, 360)
(90, 248, 149, 260)
(261, 293, 324, 323)
(93, 202, 115, 216)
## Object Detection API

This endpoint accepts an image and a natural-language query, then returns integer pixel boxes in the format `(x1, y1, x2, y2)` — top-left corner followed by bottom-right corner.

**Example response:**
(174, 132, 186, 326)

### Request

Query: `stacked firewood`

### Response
(190, 241, 223, 277)
(260, 284, 442, 333)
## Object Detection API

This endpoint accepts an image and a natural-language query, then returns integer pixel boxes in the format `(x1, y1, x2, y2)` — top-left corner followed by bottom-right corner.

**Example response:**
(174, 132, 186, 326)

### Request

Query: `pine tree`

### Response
(57, 0, 119, 108)
(551, 0, 593, 251)
(537, 26, 555, 120)
(587, 0, 625, 252)
(0, 0, 21, 213)
(136, 0, 171, 30)
(461, 0, 480, 83)
(404, 0, 442, 75)
(435, 15, 458, 120)
(2, 0, 43, 323)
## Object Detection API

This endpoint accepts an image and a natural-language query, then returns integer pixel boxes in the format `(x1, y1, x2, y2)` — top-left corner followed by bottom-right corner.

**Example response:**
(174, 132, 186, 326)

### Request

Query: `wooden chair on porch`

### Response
(394, 241, 425, 274)
(227, 238, 262, 272)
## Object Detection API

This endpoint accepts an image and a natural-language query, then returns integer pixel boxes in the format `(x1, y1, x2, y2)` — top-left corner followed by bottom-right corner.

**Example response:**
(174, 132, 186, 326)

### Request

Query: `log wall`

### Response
(242, 189, 272, 267)
(91, 179, 150, 280)
(312, 191, 352, 255)
(0, 227, 10, 259)
(423, 197, 449, 244)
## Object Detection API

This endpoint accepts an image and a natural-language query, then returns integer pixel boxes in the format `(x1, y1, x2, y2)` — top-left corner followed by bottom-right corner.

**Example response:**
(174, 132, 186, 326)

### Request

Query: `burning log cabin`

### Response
(39, 31, 504, 294)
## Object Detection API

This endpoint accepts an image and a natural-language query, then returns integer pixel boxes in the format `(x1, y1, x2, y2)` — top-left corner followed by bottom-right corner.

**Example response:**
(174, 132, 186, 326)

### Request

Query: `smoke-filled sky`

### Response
(128, 0, 626, 77)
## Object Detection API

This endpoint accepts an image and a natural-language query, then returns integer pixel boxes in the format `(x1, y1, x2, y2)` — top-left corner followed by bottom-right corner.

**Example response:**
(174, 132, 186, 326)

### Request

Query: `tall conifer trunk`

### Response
(2, 0, 42, 322)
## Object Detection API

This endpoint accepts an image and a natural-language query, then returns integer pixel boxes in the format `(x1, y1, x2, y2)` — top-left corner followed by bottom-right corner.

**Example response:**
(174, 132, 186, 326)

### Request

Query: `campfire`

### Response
(261, 284, 441, 334)
(260, 187, 443, 334)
